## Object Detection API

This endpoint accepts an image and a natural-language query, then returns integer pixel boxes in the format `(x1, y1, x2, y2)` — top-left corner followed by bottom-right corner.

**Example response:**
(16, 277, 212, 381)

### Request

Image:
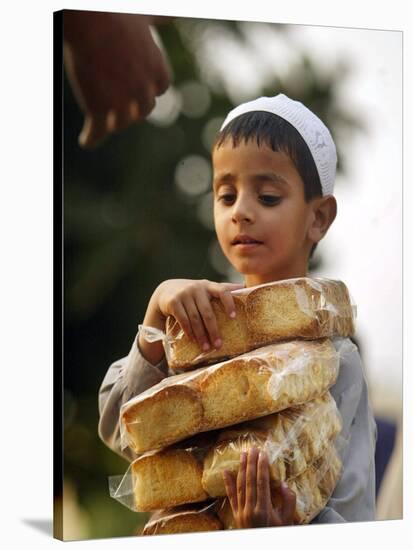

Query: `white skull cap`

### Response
(219, 93, 337, 196)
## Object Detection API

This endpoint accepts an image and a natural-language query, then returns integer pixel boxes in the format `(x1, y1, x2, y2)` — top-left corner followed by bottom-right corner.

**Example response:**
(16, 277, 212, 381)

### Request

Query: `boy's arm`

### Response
(98, 278, 241, 462)
(98, 330, 173, 462)
(311, 339, 377, 524)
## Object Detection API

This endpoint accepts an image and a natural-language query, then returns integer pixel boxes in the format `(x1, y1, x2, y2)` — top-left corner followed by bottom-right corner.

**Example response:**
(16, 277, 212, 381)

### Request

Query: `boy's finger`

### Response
(209, 281, 244, 295)
(194, 289, 222, 349)
(181, 296, 210, 352)
(280, 482, 296, 525)
(237, 451, 247, 510)
(222, 470, 238, 514)
(256, 451, 272, 512)
(218, 282, 245, 292)
(245, 447, 259, 509)
(170, 301, 195, 342)
(208, 282, 244, 320)
(217, 289, 238, 321)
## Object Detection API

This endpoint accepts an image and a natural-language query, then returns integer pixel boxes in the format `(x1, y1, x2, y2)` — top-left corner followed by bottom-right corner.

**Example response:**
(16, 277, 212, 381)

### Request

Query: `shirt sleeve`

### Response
(97, 330, 173, 462)
(311, 338, 378, 524)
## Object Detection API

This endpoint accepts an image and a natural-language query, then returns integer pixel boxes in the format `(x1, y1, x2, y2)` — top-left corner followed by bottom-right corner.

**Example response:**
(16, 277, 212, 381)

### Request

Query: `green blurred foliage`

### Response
(62, 15, 363, 540)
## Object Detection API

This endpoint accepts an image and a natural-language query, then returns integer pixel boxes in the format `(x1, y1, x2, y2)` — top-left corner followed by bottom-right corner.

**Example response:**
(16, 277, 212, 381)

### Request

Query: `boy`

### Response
(98, 94, 377, 528)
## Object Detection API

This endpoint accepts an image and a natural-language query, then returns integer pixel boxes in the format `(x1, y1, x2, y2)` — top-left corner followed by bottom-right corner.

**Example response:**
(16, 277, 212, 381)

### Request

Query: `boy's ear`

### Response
(307, 195, 337, 244)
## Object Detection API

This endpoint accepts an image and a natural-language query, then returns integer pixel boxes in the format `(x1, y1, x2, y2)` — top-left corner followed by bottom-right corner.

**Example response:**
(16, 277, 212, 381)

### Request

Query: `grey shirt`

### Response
(98, 333, 377, 523)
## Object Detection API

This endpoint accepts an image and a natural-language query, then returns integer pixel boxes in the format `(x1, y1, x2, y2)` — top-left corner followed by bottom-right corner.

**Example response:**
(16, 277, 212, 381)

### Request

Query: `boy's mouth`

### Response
(231, 235, 263, 246)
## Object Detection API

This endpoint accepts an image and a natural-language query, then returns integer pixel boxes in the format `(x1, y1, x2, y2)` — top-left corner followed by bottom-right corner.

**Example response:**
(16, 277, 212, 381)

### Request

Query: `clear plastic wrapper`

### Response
(111, 391, 343, 512)
(109, 436, 212, 513)
(120, 338, 352, 454)
(143, 277, 356, 371)
(140, 501, 223, 535)
(202, 391, 342, 497)
(139, 443, 343, 534)
(216, 442, 344, 527)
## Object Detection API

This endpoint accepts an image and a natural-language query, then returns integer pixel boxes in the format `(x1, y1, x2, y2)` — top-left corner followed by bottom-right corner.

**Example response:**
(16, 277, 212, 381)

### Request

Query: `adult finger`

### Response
(134, 82, 156, 119)
(105, 108, 129, 134)
(129, 100, 140, 121)
(154, 59, 171, 96)
(222, 470, 238, 515)
(194, 288, 222, 349)
(78, 113, 108, 149)
(245, 447, 259, 510)
(107, 99, 143, 134)
(237, 451, 247, 510)
(181, 295, 210, 352)
(107, 101, 140, 134)
(256, 451, 273, 515)
(280, 482, 296, 525)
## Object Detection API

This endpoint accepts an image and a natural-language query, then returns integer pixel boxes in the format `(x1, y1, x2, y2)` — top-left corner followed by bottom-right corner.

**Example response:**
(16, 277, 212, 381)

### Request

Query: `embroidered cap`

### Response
(219, 94, 337, 196)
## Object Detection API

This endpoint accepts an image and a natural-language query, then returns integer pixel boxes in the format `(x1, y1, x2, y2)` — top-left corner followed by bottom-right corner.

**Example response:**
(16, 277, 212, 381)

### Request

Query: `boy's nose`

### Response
(231, 200, 255, 223)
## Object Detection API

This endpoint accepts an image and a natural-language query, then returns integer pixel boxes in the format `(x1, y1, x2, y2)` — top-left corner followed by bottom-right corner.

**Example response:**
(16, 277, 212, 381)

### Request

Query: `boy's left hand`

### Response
(222, 447, 296, 528)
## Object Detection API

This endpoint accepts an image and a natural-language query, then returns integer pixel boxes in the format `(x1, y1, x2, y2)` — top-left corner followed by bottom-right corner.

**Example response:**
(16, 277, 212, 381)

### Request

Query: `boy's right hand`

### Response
(155, 279, 244, 351)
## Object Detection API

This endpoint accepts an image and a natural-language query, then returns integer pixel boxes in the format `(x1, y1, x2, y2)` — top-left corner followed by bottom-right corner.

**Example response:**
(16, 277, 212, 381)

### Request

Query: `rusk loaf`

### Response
(131, 447, 208, 512)
(165, 277, 355, 371)
(202, 391, 342, 497)
(114, 392, 341, 511)
(142, 503, 223, 535)
(120, 339, 339, 454)
(141, 445, 342, 534)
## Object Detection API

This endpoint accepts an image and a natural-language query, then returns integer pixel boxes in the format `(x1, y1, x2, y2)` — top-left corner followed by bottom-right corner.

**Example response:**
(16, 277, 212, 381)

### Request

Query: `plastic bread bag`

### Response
(119, 337, 355, 455)
(109, 430, 217, 513)
(110, 391, 344, 512)
(202, 390, 343, 497)
(216, 441, 344, 527)
(141, 277, 357, 371)
(139, 443, 343, 534)
(140, 500, 224, 535)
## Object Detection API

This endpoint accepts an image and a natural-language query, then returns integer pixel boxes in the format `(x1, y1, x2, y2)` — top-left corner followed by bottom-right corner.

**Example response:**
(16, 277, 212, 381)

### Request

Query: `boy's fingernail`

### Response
(203, 342, 210, 351)
(230, 311, 236, 319)
(214, 338, 222, 349)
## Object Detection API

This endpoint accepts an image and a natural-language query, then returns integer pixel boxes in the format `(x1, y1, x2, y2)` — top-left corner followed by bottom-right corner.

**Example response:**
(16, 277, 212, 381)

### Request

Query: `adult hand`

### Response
(63, 11, 172, 149)
(223, 447, 297, 528)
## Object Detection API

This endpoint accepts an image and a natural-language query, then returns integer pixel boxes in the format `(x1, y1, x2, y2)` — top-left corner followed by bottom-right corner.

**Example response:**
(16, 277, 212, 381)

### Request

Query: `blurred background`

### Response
(61, 13, 402, 540)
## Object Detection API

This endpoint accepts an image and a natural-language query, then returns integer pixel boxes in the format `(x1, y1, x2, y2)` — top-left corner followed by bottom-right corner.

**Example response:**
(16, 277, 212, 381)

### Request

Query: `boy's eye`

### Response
(259, 195, 281, 205)
(218, 194, 236, 203)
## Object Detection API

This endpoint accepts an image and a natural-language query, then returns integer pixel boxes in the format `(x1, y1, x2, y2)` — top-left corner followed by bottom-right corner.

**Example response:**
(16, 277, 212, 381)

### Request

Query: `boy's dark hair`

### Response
(212, 111, 323, 259)
(213, 111, 323, 201)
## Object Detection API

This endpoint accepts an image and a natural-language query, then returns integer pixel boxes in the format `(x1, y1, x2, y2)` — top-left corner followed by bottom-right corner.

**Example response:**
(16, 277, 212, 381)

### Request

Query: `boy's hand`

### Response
(222, 447, 296, 529)
(156, 279, 244, 351)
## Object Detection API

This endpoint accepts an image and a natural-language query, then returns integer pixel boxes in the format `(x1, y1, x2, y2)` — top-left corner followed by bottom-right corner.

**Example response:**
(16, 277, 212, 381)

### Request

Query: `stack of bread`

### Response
(111, 278, 355, 535)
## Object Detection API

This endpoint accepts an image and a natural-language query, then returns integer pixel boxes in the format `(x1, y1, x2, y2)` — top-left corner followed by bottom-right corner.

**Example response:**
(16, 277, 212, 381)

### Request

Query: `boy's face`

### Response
(212, 139, 318, 286)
